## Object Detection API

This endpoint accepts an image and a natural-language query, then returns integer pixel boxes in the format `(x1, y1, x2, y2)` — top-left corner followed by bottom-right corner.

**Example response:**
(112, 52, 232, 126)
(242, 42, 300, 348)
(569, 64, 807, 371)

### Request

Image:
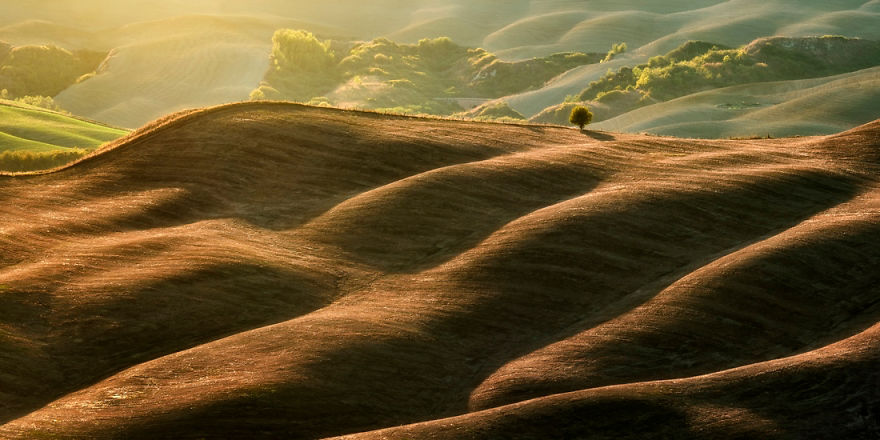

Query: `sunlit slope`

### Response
(497, 0, 880, 116)
(0, 20, 98, 48)
(53, 15, 339, 128)
(7, 1, 877, 54)
(0, 103, 877, 438)
(0, 0, 451, 41)
(0, 101, 126, 152)
(338, 322, 880, 439)
(593, 66, 880, 138)
(5, 0, 879, 128)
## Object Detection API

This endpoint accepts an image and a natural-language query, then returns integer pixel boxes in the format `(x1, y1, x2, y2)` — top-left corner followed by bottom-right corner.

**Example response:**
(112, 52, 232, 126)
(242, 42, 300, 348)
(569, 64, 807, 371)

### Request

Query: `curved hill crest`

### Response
(0, 103, 878, 438)
(3, 1, 879, 133)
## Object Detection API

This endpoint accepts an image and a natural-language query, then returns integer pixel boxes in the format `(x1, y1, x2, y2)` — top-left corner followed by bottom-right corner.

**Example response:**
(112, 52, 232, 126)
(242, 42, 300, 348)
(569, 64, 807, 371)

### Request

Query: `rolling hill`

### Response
(0, 100, 126, 153)
(1, 1, 878, 132)
(0, 100, 127, 171)
(592, 66, 880, 138)
(51, 15, 342, 128)
(0, 102, 877, 438)
(529, 36, 880, 138)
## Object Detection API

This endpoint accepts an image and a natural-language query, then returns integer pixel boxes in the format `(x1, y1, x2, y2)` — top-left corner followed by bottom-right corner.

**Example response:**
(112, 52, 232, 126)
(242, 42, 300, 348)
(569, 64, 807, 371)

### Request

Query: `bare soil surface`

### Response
(1, 102, 878, 438)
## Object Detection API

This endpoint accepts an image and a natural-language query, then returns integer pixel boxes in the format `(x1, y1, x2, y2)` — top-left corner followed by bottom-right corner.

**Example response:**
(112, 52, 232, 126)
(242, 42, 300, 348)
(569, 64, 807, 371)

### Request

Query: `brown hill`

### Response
(0, 103, 878, 439)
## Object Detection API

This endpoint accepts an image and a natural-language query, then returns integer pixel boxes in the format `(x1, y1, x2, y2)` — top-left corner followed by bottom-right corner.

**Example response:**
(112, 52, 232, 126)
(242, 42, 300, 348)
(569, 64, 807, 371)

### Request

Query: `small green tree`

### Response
(271, 29, 335, 73)
(569, 105, 592, 129)
(601, 42, 627, 63)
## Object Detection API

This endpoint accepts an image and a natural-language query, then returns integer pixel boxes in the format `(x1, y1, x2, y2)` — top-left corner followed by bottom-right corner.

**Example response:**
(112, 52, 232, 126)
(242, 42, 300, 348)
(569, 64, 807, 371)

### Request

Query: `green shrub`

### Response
(0, 149, 87, 172)
(574, 37, 880, 108)
(271, 29, 335, 73)
(461, 101, 526, 121)
(578, 67, 638, 101)
(256, 29, 341, 101)
(13, 95, 66, 112)
(0, 44, 106, 98)
(602, 42, 628, 63)
(569, 105, 593, 129)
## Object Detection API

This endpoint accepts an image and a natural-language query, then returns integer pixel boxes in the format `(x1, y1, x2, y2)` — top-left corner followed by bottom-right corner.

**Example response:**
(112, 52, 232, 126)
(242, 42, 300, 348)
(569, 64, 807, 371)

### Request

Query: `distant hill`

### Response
(531, 36, 880, 137)
(1, 1, 877, 132)
(574, 37, 880, 118)
(592, 66, 880, 138)
(0, 39, 106, 99)
(252, 31, 605, 115)
(52, 15, 340, 128)
(0, 100, 127, 171)
(0, 102, 878, 438)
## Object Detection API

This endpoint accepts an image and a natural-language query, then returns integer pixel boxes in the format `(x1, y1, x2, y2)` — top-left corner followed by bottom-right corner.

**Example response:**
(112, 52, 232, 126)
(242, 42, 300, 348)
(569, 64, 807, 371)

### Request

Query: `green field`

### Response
(0, 100, 127, 171)
(0, 100, 126, 152)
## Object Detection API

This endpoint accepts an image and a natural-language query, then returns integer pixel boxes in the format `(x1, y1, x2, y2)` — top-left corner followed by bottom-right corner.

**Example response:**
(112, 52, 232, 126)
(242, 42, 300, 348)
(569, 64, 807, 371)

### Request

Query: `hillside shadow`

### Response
(581, 130, 615, 141)
(117, 390, 693, 440)
(302, 162, 605, 274)
(2, 263, 337, 426)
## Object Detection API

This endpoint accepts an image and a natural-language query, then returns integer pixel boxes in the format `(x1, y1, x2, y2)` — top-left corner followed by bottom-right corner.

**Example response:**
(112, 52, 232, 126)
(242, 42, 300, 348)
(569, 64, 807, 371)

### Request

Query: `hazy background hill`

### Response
(592, 66, 880, 138)
(0, 0, 878, 132)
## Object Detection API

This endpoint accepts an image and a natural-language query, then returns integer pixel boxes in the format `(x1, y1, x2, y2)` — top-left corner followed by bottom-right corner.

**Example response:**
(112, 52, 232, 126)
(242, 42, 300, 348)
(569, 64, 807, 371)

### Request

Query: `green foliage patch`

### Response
(0, 40, 107, 99)
(253, 30, 605, 118)
(602, 42, 628, 63)
(1, 92, 66, 112)
(251, 30, 340, 102)
(0, 148, 88, 172)
(575, 36, 880, 120)
(458, 101, 526, 122)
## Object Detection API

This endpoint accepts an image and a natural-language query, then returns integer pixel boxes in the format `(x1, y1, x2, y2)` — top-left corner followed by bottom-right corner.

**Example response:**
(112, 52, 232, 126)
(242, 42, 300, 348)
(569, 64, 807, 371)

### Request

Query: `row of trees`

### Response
(1, 90, 67, 112)
(0, 149, 87, 172)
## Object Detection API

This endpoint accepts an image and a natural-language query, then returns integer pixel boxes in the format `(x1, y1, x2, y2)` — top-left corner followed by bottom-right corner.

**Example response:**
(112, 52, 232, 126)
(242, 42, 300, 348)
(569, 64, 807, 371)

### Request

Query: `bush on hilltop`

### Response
(569, 105, 592, 129)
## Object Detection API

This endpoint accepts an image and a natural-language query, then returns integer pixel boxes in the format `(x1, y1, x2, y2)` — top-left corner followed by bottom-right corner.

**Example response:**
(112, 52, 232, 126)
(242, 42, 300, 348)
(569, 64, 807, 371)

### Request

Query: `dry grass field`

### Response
(1, 102, 877, 438)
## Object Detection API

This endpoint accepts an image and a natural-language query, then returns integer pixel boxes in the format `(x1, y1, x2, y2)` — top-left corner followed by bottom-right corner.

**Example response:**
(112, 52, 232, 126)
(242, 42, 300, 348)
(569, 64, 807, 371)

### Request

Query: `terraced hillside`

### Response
(0, 103, 878, 438)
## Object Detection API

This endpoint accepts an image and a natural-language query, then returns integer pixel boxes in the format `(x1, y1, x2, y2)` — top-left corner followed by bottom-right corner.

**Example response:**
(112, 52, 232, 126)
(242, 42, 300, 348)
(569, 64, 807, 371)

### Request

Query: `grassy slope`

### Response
(0, 100, 127, 152)
(531, 37, 880, 137)
(0, 102, 877, 438)
(593, 66, 880, 138)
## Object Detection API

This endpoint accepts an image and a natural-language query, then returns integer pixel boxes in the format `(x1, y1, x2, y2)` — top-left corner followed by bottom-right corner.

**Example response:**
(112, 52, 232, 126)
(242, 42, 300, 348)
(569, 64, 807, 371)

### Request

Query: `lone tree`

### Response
(569, 105, 593, 130)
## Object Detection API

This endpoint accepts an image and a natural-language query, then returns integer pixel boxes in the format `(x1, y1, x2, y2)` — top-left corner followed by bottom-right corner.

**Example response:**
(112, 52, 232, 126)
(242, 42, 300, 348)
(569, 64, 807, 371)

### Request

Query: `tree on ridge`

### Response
(569, 105, 592, 130)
